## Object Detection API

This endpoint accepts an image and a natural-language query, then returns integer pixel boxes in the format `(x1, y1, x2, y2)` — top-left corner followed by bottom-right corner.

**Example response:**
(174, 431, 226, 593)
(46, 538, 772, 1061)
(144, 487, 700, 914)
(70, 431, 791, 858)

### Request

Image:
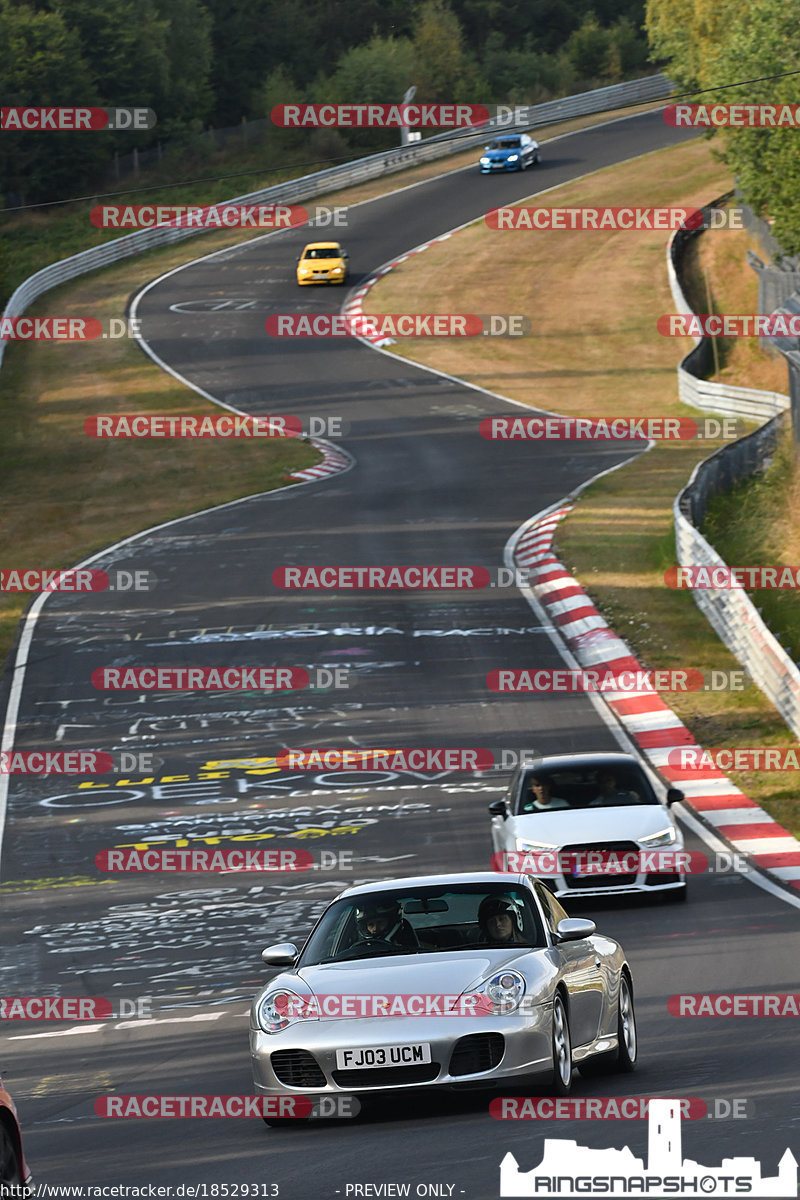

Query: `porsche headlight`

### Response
(257, 989, 314, 1034)
(516, 838, 558, 852)
(639, 826, 678, 847)
(482, 970, 526, 1015)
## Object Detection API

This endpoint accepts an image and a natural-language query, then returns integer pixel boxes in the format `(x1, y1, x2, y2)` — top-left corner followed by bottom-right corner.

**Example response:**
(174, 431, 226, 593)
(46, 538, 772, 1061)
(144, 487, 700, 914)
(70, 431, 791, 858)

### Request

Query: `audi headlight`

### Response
(516, 838, 558, 852)
(639, 826, 678, 847)
(478, 970, 526, 1015)
(257, 989, 315, 1034)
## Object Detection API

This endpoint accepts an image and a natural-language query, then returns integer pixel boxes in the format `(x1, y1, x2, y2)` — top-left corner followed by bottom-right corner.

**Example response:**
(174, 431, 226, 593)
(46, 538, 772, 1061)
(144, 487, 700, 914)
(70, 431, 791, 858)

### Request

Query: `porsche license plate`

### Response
(336, 1043, 431, 1069)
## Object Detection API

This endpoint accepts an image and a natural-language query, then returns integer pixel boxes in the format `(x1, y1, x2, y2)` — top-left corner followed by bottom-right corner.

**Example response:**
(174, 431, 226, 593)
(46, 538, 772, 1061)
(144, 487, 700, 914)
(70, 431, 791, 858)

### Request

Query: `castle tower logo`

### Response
(500, 1098, 797, 1197)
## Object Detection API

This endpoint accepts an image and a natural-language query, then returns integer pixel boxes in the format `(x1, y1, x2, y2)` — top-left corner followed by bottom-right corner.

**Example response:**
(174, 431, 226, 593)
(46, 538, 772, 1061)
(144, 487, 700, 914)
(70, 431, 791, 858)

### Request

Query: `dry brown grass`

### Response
(360, 136, 800, 836)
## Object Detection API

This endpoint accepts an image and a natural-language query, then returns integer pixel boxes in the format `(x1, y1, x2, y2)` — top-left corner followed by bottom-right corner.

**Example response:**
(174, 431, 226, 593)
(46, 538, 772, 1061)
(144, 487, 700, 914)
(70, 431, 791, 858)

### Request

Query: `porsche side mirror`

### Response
(554, 918, 596, 943)
(488, 799, 507, 819)
(261, 943, 298, 966)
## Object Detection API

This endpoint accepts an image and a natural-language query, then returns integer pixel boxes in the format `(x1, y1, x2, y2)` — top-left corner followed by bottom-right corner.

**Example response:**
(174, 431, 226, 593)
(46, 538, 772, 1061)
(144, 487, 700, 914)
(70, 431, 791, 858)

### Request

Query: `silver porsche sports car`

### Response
(250, 872, 636, 1118)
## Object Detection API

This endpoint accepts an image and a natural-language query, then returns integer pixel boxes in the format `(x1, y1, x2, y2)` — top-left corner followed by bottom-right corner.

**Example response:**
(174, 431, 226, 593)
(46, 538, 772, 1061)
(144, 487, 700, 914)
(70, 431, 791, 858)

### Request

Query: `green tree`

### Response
(412, 0, 474, 101)
(327, 33, 416, 103)
(565, 13, 612, 82)
(702, 0, 800, 254)
(0, 0, 104, 204)
(645, 0, 740, 90)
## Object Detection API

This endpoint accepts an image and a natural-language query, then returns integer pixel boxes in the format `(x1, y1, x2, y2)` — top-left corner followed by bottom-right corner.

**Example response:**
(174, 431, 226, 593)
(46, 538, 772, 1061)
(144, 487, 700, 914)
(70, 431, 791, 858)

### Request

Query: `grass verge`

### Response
(361, 136, 800, 837)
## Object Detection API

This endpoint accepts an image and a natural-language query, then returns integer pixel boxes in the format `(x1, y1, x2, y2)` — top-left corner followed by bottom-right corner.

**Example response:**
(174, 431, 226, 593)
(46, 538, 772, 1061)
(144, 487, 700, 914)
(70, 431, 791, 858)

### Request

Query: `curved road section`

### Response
(3, 111, 799, 1198)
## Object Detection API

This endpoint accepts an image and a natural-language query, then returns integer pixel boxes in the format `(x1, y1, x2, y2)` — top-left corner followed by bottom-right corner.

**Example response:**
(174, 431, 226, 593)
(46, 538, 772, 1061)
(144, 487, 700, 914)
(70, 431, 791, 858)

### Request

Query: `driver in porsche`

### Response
(355, 899, 419, 949)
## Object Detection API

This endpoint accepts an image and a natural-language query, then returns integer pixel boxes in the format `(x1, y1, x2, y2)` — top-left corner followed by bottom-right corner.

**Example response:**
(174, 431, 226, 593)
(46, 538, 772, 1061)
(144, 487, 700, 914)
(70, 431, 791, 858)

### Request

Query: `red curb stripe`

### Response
(632, 728, 698, 749)
(749, 851, 800, 867)
(716, 822, 789, 840)
(605, 696, 675, 716)
(688, 794, 757, 811)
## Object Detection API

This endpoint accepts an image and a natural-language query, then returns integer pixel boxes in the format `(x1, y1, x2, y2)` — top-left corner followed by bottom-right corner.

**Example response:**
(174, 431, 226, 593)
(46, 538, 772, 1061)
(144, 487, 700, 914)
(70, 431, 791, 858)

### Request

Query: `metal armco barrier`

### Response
(666, 197, 789, 422)
(670, 205, 800, 739)
(0, 73, 671, 371)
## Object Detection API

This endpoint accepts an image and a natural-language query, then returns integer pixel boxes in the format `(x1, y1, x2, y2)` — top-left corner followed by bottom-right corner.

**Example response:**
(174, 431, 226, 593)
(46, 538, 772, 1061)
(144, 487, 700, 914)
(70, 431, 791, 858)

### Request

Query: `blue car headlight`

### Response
(480, 156, 490, 164)
(507, 154, 519, 162)
(257, 989, 317, 1034)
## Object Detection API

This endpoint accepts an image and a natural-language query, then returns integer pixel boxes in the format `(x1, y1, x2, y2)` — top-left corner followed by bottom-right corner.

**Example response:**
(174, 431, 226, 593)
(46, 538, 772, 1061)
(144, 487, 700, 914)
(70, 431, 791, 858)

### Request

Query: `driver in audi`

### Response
(354, 898, 419, 950)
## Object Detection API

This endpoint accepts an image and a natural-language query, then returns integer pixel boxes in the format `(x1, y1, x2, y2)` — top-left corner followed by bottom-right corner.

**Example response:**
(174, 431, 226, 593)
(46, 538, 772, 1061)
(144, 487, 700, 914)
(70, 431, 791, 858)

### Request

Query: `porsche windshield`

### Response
(298, 883, 546, 963)
(517, 764, 659, 814)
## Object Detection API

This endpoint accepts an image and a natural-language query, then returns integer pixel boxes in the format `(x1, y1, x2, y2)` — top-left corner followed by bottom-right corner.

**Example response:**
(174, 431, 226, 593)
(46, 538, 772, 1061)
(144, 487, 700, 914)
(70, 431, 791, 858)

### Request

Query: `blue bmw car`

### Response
(480, 134, 541, 173)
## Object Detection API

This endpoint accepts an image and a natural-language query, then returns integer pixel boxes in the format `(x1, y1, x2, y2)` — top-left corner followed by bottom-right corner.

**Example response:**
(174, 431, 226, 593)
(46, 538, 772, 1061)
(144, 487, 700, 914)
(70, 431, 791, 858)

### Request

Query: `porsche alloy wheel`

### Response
(551, 993, 573, 1096)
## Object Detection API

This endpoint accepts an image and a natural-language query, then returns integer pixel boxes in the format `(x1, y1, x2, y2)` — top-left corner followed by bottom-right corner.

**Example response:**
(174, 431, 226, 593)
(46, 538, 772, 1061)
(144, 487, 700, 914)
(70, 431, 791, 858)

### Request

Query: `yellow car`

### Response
(296, 241, 350, 286)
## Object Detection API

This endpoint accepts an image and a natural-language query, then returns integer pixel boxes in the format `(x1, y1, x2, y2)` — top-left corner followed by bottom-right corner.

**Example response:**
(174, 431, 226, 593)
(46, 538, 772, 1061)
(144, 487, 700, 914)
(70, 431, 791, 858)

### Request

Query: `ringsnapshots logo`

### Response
(1, 107, 156, 131)
(498, 1098, 796, 1197)
(479, 416, 744, 441)
(265, 314, 528, 338)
